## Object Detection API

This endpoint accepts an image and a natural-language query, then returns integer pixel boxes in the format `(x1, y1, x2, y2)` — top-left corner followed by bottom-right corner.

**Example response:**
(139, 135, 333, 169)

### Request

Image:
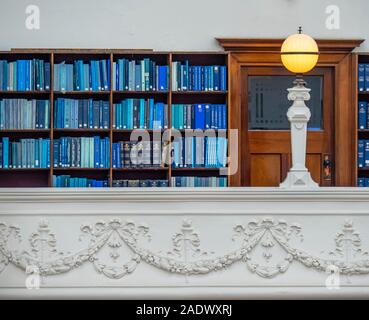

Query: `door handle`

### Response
(323, 154, 333, 181)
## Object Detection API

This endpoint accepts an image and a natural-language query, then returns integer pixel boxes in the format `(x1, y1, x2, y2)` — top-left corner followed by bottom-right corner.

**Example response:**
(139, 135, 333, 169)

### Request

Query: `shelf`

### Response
(0, 129, 50, 133)
(112, 129, 165, 132)
(53, 128, 110, 133)
(113, 91, 169, 94)
(53, 168, 110, 171)
(0, 91, 51, 94)
(172, 91, 227, 95)
(172, 168, 226, 170)
(113, 167, 168, 171)
(0, 168, 50, 172)
(53, 91, 110, 95)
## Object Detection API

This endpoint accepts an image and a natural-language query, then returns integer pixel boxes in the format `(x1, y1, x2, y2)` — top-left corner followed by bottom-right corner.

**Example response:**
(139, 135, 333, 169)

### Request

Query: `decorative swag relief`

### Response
(0, 217, 369, 280)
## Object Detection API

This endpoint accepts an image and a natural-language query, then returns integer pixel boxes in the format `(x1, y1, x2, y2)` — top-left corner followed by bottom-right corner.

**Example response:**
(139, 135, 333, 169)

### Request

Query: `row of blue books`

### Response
(172, 137, 228, 168)
(358, 177, 369, 187)
(53, 136, 110, 168)
(112, 140, 164, 168)
(358, 101, 369, 129)
(0, 99, 50, 129)
(172, 104, 227, 130)
(53, 175, 109, 187)
(112, 179, 169, 187)
(113, 58, 169, 91)
(113, 99, 168, 129)
(358, 64, 369, 92)
(172, 61, 227, 91)
(0, 59, 50, 91)
(171, 176, 227, 187)
(54, 98, 110, 129)
(0, 137, 50, 169)
(53, 60, 110, 91)
(358, 139, 369, 167)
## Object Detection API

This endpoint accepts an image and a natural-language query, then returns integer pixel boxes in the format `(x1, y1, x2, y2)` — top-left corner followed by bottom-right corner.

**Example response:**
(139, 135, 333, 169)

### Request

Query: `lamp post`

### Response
(279, 27, 319, 189)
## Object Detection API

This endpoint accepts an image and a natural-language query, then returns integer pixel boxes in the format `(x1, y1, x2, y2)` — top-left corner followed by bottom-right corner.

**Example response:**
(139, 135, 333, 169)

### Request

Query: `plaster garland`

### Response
(0, 218, 369, 279)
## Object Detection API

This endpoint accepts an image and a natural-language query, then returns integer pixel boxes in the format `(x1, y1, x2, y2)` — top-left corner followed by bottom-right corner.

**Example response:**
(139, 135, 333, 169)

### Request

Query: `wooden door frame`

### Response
(217, 38, 364, 186)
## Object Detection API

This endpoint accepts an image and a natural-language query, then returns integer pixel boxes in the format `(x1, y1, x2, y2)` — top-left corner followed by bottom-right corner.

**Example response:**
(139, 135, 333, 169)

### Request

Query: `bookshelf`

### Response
(355, 53, 369, 186)
(0, 49, 230, 188)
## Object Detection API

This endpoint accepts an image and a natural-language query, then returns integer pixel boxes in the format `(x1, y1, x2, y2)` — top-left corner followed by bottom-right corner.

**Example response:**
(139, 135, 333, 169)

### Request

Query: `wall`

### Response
(0, 0, 368, 51)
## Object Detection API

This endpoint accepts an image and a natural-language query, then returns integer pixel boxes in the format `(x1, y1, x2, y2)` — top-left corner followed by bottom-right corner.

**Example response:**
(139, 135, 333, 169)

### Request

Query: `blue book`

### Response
(117, 143, 121, 168)
(149, 99, 154, 129)
(105, 137, 110, 168)
(107, 59, 110, 90)
(213, 66, 220, 91)
(365, 178, 369, 187)
(204, 104, 211, 129)
(118, 59, 124, 90)
(158, 102, 165, 129)
(112, 143, 117, 168)
(358, 177, 366, 187)
(195, 104, 205, 129)
(139, 99, 145, 128)
(365, 140, 369, 167)
(359, 63, 365, 91)
(53, 139, 59, 168)
(94, 136, 100, 168)
(45, 62, 50, 90)
(25, 60, 30, 91)
(2, 137, 9, 168)
(17, 60, 25, 91)
(158, 66, 167, 91)
(220, 66, 227, 91)
(360, 102, 368, 129)
(46, 139, 50, 168)
(135, 64, 141, 90)
(365, 64, 369, 92)
(102, 101, 109, 129)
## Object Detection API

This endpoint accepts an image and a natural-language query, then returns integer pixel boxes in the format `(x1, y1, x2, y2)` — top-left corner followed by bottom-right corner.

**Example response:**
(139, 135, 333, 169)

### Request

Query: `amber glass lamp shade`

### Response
(281, 33, 319, 74)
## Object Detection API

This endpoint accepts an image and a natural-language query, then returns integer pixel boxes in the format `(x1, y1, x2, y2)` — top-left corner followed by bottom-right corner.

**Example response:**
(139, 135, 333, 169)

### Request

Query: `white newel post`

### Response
(280, 79, 319, 188)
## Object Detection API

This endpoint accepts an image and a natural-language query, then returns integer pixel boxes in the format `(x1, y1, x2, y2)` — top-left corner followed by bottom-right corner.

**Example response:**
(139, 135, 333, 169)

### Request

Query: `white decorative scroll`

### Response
(1, 217, 369, 279)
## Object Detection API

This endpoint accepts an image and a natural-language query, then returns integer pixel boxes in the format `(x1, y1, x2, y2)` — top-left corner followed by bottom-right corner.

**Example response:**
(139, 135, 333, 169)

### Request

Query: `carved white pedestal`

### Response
(280, 79, 319, 189)
(1, 188, 369, 299)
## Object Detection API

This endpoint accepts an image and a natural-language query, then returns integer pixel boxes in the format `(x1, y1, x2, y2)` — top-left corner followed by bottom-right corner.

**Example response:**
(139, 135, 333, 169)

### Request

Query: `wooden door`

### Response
(241, 67, 334, 186)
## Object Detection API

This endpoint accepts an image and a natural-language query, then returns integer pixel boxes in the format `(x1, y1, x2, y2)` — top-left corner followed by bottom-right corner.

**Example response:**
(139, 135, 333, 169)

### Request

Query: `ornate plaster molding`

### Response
(1, 217, 368, 279)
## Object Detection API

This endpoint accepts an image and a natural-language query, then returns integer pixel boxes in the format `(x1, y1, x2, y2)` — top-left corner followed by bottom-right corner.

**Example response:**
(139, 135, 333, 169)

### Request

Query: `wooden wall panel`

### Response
(250, 154, 281, 186)
(306, 154, 322, 185)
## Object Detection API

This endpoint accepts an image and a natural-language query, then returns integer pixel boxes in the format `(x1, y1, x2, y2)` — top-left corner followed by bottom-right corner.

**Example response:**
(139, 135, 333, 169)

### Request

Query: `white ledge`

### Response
(0, 187, 369, 202)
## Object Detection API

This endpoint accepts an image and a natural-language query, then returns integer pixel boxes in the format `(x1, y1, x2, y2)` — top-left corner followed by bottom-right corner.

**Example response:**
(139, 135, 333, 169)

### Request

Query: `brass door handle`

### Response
(323, 154, 332, 181)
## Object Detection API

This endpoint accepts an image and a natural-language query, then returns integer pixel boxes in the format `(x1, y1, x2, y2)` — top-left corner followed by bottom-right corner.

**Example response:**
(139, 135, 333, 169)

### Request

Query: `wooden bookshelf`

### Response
(356, 54, 369, 185)
(0, 49, 230, 187)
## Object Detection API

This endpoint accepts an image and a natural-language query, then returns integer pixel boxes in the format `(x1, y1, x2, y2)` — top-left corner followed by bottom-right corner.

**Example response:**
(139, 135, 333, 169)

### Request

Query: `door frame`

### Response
(217, 38, 364, 186)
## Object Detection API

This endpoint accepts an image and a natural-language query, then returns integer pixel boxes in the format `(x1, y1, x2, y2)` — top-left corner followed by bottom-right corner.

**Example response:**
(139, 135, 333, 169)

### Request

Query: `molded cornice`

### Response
(216, 38, 364, 52)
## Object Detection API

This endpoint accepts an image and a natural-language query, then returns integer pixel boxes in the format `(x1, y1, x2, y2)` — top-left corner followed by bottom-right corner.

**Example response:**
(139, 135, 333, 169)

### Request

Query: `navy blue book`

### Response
(365, 64, 369, 92)
(358, 177, 365, 187)
(365, 140, 369, 167)
(358, 139, 365, 167)
(359, 102, 367, 129)
(359, 64, 365, 92)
